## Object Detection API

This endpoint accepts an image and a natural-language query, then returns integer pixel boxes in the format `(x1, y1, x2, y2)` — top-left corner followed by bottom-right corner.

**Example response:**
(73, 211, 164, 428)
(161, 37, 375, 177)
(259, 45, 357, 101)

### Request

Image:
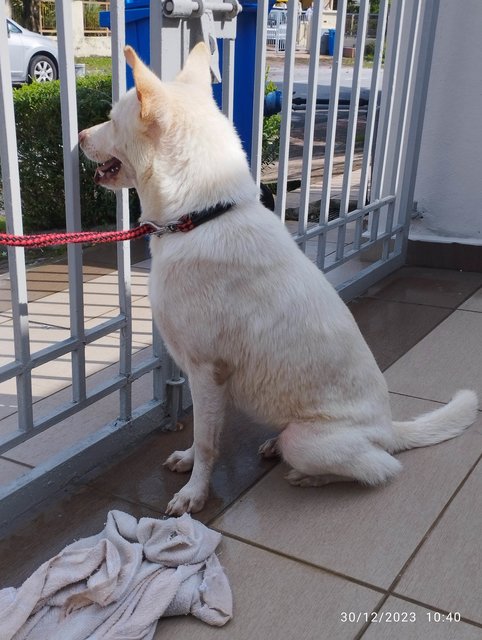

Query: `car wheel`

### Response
(28, 55, 57, 82)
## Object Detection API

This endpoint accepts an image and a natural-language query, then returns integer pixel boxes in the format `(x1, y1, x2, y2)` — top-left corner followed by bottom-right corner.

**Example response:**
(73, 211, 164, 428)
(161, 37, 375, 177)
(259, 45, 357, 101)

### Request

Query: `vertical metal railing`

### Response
(355, 0, 389, 250)
(0, 2, 33, 431)
(251, 0, 269, 183)
(316, 0, 348, 269)
(274, 0, 298, 223)
(297, 0, 324, 250)
(56, 0, 87, 406)
(221, 39, 235, 121)
(368, 0, 404, 241)
(259, 0, 437, 299)
(336, 0, 369, 260)
(111, 0, 133, 421)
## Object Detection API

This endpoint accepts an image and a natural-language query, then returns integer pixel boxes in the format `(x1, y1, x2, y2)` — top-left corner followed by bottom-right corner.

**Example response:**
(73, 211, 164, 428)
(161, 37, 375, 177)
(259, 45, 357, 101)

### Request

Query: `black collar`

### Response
(145, 201, 235, 237)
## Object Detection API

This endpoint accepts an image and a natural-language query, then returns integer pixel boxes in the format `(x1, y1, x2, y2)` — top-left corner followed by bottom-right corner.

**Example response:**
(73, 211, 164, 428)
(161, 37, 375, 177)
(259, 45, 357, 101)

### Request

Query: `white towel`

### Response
(0, 510, 232, 639)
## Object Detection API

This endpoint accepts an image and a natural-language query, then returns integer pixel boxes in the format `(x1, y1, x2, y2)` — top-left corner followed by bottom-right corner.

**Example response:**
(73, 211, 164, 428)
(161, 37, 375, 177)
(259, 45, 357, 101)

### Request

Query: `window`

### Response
(7, 20, 22, 34)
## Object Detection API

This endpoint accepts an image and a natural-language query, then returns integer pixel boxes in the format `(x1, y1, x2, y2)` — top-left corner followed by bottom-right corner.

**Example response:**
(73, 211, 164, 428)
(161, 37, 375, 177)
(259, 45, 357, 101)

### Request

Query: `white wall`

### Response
(412, 0, 482, 244)
(71, 0, 112, 57)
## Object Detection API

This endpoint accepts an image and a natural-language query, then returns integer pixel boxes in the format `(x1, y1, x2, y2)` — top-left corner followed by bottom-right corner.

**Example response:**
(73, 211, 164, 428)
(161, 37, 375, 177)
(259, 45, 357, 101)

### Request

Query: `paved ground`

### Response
(266, 52, 381, 101)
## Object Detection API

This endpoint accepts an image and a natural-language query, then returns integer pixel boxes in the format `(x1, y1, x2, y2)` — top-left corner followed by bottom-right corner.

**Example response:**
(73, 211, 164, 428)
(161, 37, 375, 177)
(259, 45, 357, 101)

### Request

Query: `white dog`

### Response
(79, 44, 478, 515)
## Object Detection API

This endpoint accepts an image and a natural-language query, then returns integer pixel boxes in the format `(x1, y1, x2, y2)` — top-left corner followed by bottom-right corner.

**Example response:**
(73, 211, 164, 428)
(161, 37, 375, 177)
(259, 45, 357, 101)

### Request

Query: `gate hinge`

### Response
(162, 0, 242, 83)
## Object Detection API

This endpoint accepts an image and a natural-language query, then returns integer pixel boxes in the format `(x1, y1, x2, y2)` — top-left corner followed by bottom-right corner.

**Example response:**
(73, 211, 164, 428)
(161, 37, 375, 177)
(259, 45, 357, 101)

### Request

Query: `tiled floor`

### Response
(1, 262, 482, 639)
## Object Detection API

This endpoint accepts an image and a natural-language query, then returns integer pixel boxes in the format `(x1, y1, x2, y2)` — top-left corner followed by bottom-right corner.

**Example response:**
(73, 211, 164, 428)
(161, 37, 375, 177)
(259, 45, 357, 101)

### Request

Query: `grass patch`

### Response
(76, 56, 112, 75)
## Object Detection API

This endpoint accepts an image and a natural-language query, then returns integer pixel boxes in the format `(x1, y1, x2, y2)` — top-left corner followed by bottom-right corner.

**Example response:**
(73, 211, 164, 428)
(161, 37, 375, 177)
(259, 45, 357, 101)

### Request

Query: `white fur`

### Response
(79, 45, 479, 515)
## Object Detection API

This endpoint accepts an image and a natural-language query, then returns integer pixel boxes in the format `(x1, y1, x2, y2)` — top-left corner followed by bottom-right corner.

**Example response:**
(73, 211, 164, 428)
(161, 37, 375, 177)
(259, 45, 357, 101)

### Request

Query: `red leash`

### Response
(0, 224, 154, 248)
(0, 202, 236, 248)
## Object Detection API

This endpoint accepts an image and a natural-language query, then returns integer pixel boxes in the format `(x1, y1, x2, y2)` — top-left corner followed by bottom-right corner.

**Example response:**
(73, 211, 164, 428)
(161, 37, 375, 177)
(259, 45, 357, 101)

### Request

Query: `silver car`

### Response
(7, 18, 59, 83)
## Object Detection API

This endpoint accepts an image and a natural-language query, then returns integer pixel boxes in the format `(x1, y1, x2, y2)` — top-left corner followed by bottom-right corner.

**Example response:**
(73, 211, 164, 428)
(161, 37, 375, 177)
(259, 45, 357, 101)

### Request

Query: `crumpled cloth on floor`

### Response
(0, 510, 232, 640)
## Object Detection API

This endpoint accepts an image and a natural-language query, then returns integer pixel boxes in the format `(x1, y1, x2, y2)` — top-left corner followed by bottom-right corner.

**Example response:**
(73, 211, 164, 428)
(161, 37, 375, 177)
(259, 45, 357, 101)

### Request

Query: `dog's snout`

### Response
(78, 130, 87, 146)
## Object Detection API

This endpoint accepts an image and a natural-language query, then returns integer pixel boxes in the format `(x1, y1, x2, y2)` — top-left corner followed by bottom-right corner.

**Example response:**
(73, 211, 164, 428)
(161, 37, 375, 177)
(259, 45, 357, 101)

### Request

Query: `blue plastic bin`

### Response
(100, 1, 271, 162)
(212, 2, 260, 160)
(328, 28, 336, 56)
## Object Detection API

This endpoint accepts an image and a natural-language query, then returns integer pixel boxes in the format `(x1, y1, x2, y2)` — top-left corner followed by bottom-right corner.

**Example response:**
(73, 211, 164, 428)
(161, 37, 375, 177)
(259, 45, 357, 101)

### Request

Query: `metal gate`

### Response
(0, 0, 438, 525)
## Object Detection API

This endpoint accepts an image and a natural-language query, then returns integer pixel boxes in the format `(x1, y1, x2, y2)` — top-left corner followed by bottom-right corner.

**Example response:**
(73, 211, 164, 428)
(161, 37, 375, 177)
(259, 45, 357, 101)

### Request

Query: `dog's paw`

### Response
(163, 448, 194, 473)
(285, 470, 350, 487)
(258, 437, 280, 459)
(284, 469, 327, 487)
(165, 485, 207, 516)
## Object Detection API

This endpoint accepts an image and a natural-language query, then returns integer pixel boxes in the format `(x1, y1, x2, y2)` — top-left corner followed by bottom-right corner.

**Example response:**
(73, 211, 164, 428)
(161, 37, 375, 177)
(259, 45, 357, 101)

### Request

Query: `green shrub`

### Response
(7, 75, 139, 232)
(83, 3, 102, 31)
(262, 71, 282, 168)
(364, 41, 376, 61)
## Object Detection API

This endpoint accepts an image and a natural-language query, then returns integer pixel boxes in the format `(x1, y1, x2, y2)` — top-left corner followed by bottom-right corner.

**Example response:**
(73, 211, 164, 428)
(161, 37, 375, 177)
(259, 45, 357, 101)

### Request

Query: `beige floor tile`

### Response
(0, 318, 71, 367)
(157, 536, 382, 640)
(0, 457, 32, 486)
(23, 289, 73, 328)
(24, 282, 146, 329)
(0, 275, 13, 312)
(0, 320, 71, 420)
(362, 598, 482, 639)
(29, 330, 125, 398)
(395, 461, 482, 625)
(0, 264, 87, 315)
(459, 287, 482, 313)
(2, 346, 156, 466)
(384, 310, 482, 403)
(94, 296, 153, 346)
(25, 264, 110, 297)
(213, 395, 482, 589)
(0, 323, 148, 423)
(83, 270, 150, 302)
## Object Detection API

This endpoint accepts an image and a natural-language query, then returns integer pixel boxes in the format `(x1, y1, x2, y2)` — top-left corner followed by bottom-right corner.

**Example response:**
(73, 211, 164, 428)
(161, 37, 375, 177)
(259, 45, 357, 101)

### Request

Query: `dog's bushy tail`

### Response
(388, 390, 478, 453)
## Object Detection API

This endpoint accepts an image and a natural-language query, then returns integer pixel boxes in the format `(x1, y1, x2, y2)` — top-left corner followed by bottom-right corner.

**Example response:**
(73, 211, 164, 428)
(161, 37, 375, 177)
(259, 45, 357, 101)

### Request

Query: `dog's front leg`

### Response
(165, 366, 226, 515)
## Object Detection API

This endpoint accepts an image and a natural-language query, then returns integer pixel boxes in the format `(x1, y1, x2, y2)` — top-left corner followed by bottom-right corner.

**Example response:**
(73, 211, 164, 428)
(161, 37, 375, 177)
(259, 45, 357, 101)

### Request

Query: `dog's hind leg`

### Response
(164, 445, 194, 473)
(258, 437, 281, 459)
(279, 421, 402, 488)
(165, 365, 227, 515)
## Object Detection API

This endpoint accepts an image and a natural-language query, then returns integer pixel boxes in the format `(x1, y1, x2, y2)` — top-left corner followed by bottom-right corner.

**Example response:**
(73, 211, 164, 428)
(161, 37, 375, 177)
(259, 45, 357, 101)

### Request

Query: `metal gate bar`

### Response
(0, 3, 33, 433)
(274, 0, 298, 222)
(297, 0, 324, 249)
(111, 0, 134, 421)
(336, 0, 369, 261)
(56, 0, 87, 408)
(355, 0, 389, 250)
(250, 0, 268, 183)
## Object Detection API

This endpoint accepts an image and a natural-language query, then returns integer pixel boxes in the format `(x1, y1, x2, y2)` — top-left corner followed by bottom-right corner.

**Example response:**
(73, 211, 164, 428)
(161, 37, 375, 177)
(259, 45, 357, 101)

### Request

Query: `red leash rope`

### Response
(0, 202, 236, 248)
(0, 224, 154, 248)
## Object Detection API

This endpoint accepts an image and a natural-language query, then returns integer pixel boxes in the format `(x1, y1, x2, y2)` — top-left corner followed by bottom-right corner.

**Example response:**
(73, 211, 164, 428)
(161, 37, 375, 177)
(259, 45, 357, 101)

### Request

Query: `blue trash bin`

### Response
(328, 28, 336, 56)
(212, 1, 261, 161)
(100, 1, 272, 163)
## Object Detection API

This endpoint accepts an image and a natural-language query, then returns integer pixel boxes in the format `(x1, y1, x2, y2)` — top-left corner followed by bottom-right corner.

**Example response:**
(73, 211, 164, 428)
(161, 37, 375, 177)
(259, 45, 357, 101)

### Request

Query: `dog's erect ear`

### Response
(124, 46, 163, 121)
(176, 42, 212, 91)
